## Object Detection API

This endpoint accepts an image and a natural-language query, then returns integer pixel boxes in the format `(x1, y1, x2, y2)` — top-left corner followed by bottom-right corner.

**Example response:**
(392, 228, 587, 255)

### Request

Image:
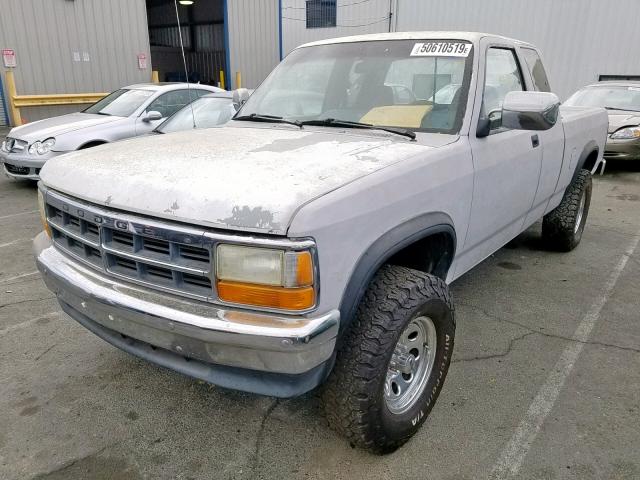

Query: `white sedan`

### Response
(0, 82, 222, 180)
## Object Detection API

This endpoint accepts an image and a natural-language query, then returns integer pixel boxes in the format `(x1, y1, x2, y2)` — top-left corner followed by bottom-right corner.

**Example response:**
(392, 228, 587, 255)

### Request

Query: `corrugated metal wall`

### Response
(0, 0, 151, 124)
(279, 0, 640, 100)
(226, 0, 281, 89)
(281, 0, 391, 55)
(395, 0, 640, 99)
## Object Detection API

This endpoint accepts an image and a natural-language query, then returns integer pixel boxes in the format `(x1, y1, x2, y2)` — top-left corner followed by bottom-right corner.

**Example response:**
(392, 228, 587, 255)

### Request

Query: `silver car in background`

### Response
(0, 82, 222, 179)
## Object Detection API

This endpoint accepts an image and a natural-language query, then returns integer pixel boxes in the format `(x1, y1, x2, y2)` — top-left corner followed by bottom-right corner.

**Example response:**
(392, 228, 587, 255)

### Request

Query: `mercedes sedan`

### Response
(0, 82, 222, 180)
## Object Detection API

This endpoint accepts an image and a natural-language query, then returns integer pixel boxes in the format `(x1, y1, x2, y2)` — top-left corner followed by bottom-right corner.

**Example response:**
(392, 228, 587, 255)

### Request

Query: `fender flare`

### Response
(571, 140, 599, 181)
(337, 212, 456, 337)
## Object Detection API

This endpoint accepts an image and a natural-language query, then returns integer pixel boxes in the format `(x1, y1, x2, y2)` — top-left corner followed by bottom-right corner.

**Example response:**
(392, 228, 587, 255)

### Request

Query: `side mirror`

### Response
(501, 91, 560, 131)
(232, 88, 251, 108)
(143, 111, 163, 122)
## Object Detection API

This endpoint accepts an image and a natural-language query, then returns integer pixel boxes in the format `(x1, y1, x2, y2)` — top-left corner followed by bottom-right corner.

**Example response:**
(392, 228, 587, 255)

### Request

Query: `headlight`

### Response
(37, 190, 52, 238)
(216, 244, 315, 311)
(611, 127, 640, 139)
(0, 140, 7, 152)
(29, 138, 55, 155)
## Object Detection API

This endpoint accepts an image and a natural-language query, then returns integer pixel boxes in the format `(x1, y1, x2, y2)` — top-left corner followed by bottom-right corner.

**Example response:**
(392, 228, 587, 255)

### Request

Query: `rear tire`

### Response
(542, 169, 592, 252)
(322, 265, 455, 454)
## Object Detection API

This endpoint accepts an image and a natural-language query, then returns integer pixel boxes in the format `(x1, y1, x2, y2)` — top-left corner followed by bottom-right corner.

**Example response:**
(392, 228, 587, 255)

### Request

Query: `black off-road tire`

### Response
(542, 169, 592, 251)
(322, 265, 455, 454)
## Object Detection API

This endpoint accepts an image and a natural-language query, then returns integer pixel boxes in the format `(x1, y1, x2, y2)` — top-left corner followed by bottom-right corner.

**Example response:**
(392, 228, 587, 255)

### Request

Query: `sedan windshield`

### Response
(565, 85, 640, 112)
(84, 88, 155, 117)
(156, 97, 236, 134)
(238, 40, 473, 134)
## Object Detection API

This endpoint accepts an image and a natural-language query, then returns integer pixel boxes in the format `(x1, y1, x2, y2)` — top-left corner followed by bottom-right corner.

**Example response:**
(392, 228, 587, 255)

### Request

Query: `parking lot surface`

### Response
(1, 139, 639, 479)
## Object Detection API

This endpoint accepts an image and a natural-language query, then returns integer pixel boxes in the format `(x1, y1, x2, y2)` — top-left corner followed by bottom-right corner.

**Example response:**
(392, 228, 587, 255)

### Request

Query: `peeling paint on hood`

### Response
(40, 125, 451, 234)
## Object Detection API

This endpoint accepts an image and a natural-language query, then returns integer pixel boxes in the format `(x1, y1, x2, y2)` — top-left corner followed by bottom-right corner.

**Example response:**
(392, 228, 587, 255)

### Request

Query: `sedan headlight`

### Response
(216, 244, 315, 311)
(29, 138, 56, 155)
(611, 127, 640, 139)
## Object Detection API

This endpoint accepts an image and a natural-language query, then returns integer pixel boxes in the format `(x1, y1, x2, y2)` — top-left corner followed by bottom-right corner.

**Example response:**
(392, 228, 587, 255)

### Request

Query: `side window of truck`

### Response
(483, 47, 525, 132)
(520, 47, 551, 93)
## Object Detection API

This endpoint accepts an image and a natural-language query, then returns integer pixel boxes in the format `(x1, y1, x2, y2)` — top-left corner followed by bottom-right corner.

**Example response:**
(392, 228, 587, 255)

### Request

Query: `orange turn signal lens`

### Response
(217, 281, 315, 311)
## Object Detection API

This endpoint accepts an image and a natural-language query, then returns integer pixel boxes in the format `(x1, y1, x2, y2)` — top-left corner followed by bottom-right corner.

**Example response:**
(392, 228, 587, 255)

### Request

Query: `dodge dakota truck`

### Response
(33, 32, 608, 453)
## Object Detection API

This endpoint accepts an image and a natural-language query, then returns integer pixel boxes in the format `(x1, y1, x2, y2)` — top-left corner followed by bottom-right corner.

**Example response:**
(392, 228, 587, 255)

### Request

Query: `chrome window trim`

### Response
(41, 186, 319, 315)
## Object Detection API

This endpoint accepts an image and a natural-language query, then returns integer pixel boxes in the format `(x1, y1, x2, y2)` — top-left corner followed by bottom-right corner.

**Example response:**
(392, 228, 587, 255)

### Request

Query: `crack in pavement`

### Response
(0, 296, 56, 309)
(453, 331, 537, 363)
(34, 343, 57, 361)
(252, 399, 279, 476)
(458, 301, 640, 355)
(30, 442, 116, 478)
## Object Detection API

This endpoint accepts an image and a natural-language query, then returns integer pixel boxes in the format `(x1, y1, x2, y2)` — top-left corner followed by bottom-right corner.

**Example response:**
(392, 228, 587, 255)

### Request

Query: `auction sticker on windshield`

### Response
(410, 42, 472, 57)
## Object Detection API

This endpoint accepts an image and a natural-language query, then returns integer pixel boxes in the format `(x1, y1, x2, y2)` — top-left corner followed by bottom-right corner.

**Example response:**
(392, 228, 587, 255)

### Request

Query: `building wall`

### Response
(278, 0, 640, 100)
(226, 0, 281, 89)
(394, 0, 640, 99)
(281, 0, 391, 55)
(0, 0, 152, 124)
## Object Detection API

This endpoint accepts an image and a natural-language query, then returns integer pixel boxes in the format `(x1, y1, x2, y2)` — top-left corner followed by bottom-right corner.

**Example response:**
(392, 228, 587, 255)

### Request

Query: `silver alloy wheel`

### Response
(384, 315, 437, 415)
(574, 190, 587, 234)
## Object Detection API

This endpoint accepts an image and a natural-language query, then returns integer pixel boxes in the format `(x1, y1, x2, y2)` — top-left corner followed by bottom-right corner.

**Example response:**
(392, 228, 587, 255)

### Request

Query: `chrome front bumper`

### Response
(34, 233, 339, 396)
(1, 150, 61, 179)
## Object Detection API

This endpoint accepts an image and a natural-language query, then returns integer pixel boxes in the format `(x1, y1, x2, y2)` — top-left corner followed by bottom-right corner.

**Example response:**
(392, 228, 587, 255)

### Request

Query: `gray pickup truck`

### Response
(34, 32, 608, 453)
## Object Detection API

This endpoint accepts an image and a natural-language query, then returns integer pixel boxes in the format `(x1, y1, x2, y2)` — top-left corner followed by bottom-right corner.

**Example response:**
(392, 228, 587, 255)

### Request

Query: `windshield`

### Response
(84, 88, 155, 117)
(565, 85, 640, 112)
(238, 40, 473, 134)
(156, 97, 236, 133)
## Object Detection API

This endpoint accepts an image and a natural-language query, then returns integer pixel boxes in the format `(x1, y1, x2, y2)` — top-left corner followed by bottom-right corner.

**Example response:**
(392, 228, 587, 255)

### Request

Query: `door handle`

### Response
(531, 134, 540, 148)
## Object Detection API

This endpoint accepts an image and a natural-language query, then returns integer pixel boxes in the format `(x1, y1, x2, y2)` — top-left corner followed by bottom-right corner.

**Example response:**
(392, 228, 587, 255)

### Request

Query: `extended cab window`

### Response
(521, 48, 551, 92)
(483, 48, 525, 131)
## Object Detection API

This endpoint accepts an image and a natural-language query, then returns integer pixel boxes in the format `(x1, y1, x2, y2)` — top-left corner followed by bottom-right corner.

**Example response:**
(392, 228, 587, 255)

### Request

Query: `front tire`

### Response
(542, 169, 592, 251)
(322, 265, 455, 454)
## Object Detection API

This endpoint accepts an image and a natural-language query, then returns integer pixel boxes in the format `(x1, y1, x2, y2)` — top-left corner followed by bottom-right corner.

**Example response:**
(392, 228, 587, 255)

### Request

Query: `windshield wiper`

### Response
(234, 113, 302, 128)
(604, 107, 640, 113)
(95, 111, 112, 116)
(300, 118, 416, 140)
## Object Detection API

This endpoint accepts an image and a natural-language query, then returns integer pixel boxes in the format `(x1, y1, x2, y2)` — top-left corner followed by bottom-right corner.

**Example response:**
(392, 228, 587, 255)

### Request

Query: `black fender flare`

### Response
(571, 141, 599, 182)
(337, 212, 456, 337)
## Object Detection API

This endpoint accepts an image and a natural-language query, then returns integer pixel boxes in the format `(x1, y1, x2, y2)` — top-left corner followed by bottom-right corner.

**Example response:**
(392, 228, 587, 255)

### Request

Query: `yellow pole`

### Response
(219, 70, 225, 90)
(151, 70, 159, 83)
(5, 71, 22, 126)
(235, 71, 241, 89)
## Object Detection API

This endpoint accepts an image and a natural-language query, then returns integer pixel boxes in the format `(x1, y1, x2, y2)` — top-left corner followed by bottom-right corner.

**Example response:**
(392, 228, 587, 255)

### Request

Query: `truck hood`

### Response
(40, 125, 450, 234)
(607, 111, 640, 133)
(9, 113, 122, 142)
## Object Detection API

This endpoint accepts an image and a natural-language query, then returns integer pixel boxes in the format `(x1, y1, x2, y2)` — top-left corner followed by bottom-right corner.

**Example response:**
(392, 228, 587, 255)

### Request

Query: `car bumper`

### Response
(34, 232, 339, 397)
(1, 150, 62, 179)
(604, 137, 640, 160)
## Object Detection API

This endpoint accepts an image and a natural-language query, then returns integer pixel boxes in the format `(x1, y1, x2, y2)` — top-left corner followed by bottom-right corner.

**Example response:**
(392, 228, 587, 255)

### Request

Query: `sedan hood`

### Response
(40, 125, 449, 234)
(9, 113, 122, 142)
(607, 111, 640, 133)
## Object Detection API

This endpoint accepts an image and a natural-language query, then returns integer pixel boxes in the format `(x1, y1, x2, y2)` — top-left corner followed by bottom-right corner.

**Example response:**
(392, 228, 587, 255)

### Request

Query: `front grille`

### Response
(4, 163, 31, 175)
(45, 191, 213, 299)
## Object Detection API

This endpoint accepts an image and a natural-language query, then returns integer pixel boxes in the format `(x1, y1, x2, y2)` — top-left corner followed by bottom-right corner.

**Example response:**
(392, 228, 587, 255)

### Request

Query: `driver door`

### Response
(456, 45, 542, 274)
(135, 89, 192, 134)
